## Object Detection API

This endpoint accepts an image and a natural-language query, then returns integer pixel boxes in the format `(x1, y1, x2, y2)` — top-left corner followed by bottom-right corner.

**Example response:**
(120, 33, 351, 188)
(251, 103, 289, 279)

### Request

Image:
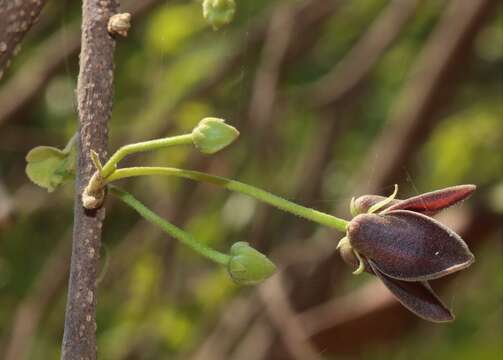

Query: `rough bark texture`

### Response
(0, 0, 48, 79)
(61, 1, 118, 359)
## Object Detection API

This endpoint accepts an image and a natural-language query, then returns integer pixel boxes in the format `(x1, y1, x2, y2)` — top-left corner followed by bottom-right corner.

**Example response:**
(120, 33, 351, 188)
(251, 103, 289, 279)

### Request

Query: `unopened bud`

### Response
(192, 117, 239, 154)
(227, 242, 276, 285)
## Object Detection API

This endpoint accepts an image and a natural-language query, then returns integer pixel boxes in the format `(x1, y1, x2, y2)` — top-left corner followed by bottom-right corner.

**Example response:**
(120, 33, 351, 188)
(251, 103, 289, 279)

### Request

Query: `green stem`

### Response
(106, 167, 349, 232)
(109, 185, 230, 266)
(101, 134, 193, 178)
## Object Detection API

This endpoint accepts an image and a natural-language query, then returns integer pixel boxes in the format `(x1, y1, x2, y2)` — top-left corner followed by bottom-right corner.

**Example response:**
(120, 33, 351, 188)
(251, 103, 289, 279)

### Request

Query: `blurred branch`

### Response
(0, 25, 80, 128)
(0, 0, 47, 79)
(228, 316, 274, 360)
(0, 0, 164, 128)
(296, 0, 419, 199)
(61, 0, 118, 358)
(4, 234, 71, 360)
(248, 5, 294, 133)
(285, 0, 341, 61)
(354, 0, 497, 193)
(248, 0, 342, 130)
(0, 180, 12, 228)
(192, 296, 262, 360)
(308, 0, 419, 108)
(301, 279, 408, 354)
(259, 274, 323, 360)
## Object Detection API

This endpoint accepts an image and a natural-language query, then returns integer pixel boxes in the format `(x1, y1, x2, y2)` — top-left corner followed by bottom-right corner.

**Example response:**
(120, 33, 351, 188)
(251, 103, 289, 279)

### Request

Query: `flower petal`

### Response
(384, 185, 476, 215)
(368, 260, 454, 322)
(348, 210, 475, 281)
(351, 195, 401, 215)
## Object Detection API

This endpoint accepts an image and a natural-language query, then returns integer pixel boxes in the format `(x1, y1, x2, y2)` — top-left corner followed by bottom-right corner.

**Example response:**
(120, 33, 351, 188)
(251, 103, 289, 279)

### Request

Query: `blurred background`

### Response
(0, 0, 502, 359)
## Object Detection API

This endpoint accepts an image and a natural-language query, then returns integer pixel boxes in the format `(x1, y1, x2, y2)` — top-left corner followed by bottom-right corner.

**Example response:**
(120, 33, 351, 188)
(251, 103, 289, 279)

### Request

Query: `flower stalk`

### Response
(100, 134, 194, 178)
(104, 166, 349, 232)
(83, 117, 240, 209)
(110, 185, 276, 284)
(109, 185, 230, 265)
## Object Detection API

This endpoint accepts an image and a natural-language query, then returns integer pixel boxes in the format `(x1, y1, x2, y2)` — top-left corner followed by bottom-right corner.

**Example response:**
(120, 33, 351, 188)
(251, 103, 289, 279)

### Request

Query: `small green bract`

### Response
(25, 135, 76, 192)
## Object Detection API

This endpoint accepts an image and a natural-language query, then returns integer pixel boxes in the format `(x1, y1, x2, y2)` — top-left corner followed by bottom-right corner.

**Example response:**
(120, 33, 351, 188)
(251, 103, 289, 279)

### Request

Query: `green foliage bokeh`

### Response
(0, 1, 501, 359)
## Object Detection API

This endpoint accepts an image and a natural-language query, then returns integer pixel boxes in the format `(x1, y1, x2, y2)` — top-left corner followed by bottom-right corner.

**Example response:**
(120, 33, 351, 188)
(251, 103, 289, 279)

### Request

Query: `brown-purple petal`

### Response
(348, 210, 474, 281)
(368, 260, 454, 322)
(384, 185, 476, 215)
(352, 195, 401, 215)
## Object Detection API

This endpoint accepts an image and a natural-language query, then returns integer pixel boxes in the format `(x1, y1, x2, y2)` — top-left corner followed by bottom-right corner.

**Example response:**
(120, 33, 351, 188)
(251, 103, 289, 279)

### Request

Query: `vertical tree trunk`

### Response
(61, 1, 118, 359)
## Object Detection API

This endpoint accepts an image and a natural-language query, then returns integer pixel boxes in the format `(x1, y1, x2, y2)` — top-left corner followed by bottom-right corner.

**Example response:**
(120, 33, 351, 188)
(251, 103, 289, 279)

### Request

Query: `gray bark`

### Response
(61, 1, 118, 359)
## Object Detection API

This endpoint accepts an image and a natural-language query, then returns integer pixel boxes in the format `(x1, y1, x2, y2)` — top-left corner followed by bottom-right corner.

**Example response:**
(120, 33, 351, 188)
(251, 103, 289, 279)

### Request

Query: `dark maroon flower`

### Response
(339, 185, 476, 322)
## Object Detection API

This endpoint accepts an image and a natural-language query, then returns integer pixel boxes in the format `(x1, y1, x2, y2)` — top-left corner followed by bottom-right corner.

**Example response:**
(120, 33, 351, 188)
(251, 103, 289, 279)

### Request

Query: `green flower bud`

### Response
(227, 242, 276, 285)
(202, 0, 236, 30)
(192, 117, 239, 154)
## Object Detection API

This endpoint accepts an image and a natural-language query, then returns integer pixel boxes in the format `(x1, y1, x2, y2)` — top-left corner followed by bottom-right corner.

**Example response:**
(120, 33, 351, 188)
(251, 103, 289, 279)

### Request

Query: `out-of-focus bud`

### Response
(227, 242, 276, 285)
(203, 0, 236, 30)
(192, 117, 239, 154)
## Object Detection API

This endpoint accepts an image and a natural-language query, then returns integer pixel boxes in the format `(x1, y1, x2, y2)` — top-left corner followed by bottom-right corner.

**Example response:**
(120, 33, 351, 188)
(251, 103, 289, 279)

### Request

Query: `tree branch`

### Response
(60, 1, 118, 359)
(0, 0, 47, 79)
